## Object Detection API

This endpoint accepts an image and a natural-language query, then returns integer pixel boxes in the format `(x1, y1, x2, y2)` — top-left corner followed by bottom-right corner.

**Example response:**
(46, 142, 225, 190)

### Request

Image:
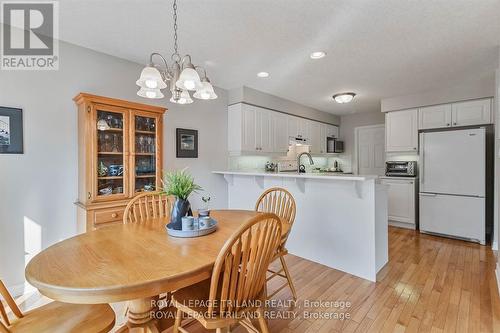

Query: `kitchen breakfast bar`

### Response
(214, 171, 388, 282)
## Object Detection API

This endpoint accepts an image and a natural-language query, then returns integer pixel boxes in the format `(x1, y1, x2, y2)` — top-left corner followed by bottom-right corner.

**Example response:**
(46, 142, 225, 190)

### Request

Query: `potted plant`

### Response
(162, 168, 202, 230)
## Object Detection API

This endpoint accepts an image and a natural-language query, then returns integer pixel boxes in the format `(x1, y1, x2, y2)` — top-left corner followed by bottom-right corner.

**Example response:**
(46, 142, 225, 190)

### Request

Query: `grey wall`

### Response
(229, 86, 339, 125)
(0, 38, 228, 291)
(339, 111, 385, 172)
(381, 76, 496, 112)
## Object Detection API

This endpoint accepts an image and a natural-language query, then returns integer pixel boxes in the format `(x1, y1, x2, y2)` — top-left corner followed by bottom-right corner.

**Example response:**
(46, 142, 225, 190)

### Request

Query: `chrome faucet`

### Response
(297, 152, 314, 173)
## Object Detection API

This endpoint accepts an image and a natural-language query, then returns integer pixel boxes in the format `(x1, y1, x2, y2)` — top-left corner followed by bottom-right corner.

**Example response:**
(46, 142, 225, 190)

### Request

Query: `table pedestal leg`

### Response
(127, 296, 160, 333)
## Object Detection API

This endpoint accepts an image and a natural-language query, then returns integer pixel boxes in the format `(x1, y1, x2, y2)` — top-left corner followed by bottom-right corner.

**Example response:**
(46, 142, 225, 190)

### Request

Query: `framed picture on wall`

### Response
(0, 107, 23, 154)
(176, 128, 198, 158)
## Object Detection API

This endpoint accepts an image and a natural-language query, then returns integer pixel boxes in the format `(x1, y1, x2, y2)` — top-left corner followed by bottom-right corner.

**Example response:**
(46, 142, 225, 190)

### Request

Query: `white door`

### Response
(452, 99, 492, 127)
(420, 193, 485, 244)
(256, 108, 273, 152)
(419, 104, 452, 129)
(272, 112, 289, 153)
(356, 125, 385, 175)
(420, 128, 485, 196)
(241, 105, 257, 151)
(385, 109, 418, 152)
(380, 179, 415, 224)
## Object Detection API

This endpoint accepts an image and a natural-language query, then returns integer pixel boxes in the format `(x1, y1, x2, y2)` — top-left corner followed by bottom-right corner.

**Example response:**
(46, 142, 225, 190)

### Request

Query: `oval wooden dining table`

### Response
(25, 210, 289, 333)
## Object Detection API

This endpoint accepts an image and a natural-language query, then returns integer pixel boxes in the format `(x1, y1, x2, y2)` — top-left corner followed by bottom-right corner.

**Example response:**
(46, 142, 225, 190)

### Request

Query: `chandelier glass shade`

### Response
(136, 0, 216, 104)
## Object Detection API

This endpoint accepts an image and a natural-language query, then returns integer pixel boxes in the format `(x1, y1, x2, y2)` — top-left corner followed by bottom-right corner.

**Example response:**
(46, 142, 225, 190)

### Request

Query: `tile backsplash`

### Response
(228, 155, 347, 172)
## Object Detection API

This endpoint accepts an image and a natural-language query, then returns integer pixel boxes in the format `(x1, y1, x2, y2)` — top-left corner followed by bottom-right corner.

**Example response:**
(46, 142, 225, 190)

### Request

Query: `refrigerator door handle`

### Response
(420, 133, 425, 185)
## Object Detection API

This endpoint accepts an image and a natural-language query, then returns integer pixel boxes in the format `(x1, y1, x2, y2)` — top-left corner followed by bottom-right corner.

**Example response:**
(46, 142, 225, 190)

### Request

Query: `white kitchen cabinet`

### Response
(272, 112, 289, 153)
(326, 124, 339, 138)
(229, 103, 339, 155)
(255, 108, 273, 152)
(310, 122, 323, 154)
(241, 104, 258, 151)
(419, 104, 452, 129)
(299, 118, 311, 139)
(227, 103, 257, 152)
(288, 116, 310, 140)
(228, 103, 264, 153)
(385, 109, 418, 152)
(287, 116, 299, 139)
(451, 99, 492, 126)
(380, 178, 416, 228)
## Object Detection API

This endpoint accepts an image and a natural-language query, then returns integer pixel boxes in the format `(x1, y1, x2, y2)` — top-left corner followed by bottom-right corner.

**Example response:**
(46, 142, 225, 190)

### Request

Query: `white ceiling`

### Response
(57, 0, 500, 114)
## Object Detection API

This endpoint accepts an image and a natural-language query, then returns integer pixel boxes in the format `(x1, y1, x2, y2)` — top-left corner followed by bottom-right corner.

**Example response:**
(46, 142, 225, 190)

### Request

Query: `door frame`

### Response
(353, 124, 385, 175)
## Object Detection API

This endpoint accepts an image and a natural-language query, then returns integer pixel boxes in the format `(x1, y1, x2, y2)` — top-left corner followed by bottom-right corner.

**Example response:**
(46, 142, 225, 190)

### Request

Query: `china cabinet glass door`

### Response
(94, 104, 128, 200)
(132, 112, 160, 194)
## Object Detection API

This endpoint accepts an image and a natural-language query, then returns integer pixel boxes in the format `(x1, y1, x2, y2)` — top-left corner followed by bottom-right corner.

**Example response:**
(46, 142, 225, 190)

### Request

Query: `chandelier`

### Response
(136, 0, 217, 104)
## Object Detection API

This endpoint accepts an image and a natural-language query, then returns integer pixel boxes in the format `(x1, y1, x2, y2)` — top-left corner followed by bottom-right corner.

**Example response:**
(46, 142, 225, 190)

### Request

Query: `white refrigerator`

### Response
(419, 127, 485, 244)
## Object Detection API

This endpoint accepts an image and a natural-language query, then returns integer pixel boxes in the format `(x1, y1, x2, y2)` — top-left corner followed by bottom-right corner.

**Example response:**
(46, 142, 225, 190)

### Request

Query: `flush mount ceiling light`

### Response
(136, 0, 217, 103)
(257, 71, 269, 78)
(310, 51, 326, 59)
(333, 92, 356, 104)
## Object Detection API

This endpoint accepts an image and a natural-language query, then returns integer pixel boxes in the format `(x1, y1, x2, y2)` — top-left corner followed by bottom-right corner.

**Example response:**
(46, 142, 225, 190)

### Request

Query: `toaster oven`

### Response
(385, 161, 417, 177)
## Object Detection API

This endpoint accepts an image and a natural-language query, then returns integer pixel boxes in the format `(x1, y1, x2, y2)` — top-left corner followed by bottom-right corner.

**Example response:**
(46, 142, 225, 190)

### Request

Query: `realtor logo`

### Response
(1, 1, 59, 70)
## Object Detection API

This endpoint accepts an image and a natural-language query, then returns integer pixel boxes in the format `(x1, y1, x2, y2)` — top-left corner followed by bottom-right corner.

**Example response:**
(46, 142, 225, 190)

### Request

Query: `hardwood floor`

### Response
(7, 227, 500, 332)
(185, 227, 500, 332)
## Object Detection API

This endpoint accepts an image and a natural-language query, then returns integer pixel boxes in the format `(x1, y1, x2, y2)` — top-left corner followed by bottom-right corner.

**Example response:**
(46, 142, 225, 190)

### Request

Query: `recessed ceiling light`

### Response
(333, 92, 356, 104)
(310, 51, 326, 59)
(257, 71, 269, 78)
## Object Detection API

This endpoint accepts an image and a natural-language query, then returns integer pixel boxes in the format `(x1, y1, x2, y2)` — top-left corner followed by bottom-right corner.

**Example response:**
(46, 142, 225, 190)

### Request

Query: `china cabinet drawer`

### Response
(94, 207, 125, 225)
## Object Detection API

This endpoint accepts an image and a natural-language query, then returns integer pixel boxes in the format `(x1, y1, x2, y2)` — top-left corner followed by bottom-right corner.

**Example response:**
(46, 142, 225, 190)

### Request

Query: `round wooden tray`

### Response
(165, 218, 218, 238)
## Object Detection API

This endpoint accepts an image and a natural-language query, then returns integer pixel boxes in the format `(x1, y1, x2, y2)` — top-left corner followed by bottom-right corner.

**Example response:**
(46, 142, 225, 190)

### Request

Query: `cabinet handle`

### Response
(111, 213, 118, 218)
(446, 123, 450, 126)
(87, 192, 91, 199)
(453, 122, 457, 126)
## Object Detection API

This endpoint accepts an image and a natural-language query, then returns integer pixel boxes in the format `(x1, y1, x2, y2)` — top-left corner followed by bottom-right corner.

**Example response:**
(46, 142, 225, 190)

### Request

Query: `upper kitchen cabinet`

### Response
(451, 99, 492, 127)
(255, 107, 273, 152)
(228, 103, 338, 155)
(287, 115, 310, 139)
(418, 98, 492, 130)
(326, 124, 339, 138)
(310, 122, 323, 154)
(385, 109, 418, 152)
(419, 104, 452, 129)
(228, 103, 273, 153)
(272, 112, 289, 154)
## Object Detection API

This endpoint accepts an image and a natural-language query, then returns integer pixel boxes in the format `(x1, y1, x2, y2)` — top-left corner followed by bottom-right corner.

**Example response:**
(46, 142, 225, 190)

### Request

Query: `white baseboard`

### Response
(388, 221, 416, 230)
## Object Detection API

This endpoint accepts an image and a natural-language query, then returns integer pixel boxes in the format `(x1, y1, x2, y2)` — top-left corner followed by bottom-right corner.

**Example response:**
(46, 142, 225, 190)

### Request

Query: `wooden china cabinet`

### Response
(74, 93, 167, 231)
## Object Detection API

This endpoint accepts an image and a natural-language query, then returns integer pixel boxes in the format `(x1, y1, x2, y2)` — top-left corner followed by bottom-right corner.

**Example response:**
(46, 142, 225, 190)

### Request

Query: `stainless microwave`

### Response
(326, 137, 344, 153)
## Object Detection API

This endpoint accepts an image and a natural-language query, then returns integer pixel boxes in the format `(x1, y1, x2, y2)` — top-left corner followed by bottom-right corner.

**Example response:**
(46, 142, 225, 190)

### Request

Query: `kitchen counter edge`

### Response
(213, 171, 378, 181)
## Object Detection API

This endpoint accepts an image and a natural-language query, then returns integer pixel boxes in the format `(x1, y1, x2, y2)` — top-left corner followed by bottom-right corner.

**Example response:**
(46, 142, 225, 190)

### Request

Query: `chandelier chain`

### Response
(173, 0, 178, 57)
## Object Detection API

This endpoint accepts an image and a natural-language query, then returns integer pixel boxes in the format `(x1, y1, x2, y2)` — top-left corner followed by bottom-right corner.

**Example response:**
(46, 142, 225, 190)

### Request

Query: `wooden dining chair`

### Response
(122, 191, 174, 316)
(255, 187, 297, 300)
(171, 213, 282, 333)
(123, 191, 173, 225)
(0, 280, 115, 333)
